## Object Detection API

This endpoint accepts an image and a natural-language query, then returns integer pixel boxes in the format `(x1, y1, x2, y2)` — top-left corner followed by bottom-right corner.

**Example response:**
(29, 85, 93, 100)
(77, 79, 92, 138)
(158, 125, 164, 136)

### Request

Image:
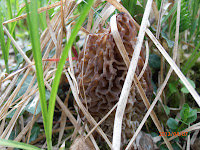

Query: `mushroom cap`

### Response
(74, 13, 153, 145)
(75, 13, 153, 116)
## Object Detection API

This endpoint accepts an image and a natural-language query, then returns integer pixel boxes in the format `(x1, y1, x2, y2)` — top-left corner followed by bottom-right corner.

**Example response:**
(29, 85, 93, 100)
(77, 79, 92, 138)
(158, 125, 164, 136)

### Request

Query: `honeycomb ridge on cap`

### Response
(75, 13, 153, 117)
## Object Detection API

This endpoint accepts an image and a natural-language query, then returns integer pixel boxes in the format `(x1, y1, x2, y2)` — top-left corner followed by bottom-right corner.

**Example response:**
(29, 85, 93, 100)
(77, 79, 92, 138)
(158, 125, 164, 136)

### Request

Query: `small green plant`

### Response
(152, 103, 197, 150)
(167, 77, 196, 103)
(122, 0, 144, 23)
(167, 103, 197, 132)
(169, 2, 191, 38)
(179, 79, 196, 94)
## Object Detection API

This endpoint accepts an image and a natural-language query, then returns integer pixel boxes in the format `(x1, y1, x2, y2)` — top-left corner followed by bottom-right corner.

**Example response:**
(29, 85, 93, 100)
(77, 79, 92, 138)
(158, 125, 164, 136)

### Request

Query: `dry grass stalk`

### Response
(30, 126, 74, 145)
(1, 64, 34, 83)
(2, 0, 66, 25)
(156, 0, 165, 105)
(85, 125, 100, 150)
(112, 0, 153, 149)
(156, 0, 165, 39)
(106, 0, 200, 105)
(0, 74, 18, 104)
(57, 90, 70, 146)
(91, 2, 115, 33)
(105, 1, 173, 149)
(0, 1, 79, 147)
(146, 28, 200, 105)
(190, 129, 199, 145)
(0, 68, 31, 120)
(152, 1, 159, 22)
(85, 102, 118, 139)
(65, 72, 113, 149)
(129, 1, 182, 149)
(7, 113, 41, 150)
(162, 123, 200, 145)
(60, 0, 66, 34)
(1, 74, 38, 139)
(138, 41, 149, 80)
(3, 26, 35, 69)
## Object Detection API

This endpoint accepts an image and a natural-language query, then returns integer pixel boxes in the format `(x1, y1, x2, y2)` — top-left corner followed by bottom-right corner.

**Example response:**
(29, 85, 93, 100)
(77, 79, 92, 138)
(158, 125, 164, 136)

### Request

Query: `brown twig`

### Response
(3, 1, 65, 25)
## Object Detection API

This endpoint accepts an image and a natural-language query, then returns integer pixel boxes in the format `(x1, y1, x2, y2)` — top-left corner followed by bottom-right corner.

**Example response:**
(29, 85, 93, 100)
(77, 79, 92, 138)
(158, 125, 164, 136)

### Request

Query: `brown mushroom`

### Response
(74, 13, 153, 146)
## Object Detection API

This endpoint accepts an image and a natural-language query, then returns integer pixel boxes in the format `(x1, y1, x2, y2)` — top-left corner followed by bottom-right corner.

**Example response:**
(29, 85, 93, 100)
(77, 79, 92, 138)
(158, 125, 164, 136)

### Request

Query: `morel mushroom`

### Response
(74, 13, 153, 146)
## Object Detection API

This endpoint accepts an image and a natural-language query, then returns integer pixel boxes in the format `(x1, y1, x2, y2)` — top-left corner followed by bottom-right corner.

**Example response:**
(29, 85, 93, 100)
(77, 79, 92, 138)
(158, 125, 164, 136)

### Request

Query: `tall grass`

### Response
(48, 0, 94, 146)
(0, 10, 9, 73)
(0, 0, 26, 73)
(25, 0, 50, 149)
(6, 7, 26, 63)
(0, 0, 94, 149)
(0, 139, 41, 150)
(182, 42, 200, 75)
(6, 0, 13, 30)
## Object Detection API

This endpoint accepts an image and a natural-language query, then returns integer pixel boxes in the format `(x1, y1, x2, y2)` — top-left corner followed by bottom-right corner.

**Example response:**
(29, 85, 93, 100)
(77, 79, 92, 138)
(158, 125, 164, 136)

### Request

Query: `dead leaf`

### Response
(69, 135, 95, 150)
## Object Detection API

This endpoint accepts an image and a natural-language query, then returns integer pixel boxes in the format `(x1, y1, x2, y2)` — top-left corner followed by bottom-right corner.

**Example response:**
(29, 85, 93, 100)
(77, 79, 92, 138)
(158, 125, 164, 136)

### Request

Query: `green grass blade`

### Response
(189, 0, 199, 40)
(194, 18, 200, 45)
(24, 0, 50, 149)
(47, 0, 94, 142)
(39, 13, 47, 31)
(170, 2, 191, 38)
(10, 6, 26, 37)
(39, 1, 47, 31)
(122, 0, 137, 17)
(6, 0, 13, 30)
(167, 43, 200, 98)
(0, 139, 41, 150)
(156, 0, 162, 10)
(0, 11, 9, 73)
(182, 42, 200, 75)
(6, 7, 26, 59)
(161, 2, 177, 25)
(6, 0, 18, 55)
